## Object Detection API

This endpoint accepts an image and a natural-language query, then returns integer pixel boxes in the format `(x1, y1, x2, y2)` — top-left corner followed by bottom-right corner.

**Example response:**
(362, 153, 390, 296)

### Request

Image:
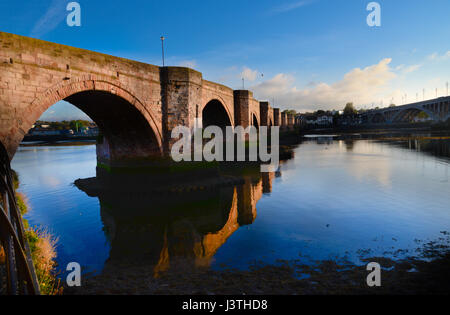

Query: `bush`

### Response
(27, 227, 62, 295)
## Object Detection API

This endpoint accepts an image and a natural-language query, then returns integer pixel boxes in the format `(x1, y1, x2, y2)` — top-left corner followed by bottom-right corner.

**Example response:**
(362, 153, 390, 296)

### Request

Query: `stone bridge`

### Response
(362, 97, 450, 124)
(0, 32, 290, 165)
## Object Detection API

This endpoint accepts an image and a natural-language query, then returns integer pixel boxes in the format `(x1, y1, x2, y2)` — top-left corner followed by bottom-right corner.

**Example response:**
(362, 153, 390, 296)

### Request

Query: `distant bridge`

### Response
(0, 32, 298, 165)
(361, 97, 450, 124)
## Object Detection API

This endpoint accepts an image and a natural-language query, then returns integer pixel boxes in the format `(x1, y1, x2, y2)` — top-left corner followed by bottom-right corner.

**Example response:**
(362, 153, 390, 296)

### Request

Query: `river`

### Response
(11, 135, 450, 282)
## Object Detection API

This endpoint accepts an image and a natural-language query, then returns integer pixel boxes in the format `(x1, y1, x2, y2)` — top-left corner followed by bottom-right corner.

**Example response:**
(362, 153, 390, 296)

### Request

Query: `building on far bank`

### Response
(336, 115, 362, 126)
(26, 126, 99, 137)
(28, 128, 66, 136)
(301, 112, 334, 127)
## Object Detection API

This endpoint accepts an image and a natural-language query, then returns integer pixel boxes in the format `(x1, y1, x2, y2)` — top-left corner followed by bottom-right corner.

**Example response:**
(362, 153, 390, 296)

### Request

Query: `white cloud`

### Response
(396, 64, 421, 74)
(30, 0, 66, 37)
(240, 67, 259, 82)
(428, 51, 450, 61)
(251, 58, 396, 112)
(271, 1, 313, 14)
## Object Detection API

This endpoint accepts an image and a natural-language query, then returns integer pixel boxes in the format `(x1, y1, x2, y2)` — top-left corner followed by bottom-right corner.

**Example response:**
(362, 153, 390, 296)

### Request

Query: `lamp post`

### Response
(160, 36, 165, 67)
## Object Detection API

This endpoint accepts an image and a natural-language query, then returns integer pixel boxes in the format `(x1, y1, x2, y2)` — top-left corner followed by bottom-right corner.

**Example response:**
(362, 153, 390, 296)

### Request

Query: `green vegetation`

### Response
(343, 102, 357, 115)
(282, 110, 297, 115)
(11, 170, 62, 295)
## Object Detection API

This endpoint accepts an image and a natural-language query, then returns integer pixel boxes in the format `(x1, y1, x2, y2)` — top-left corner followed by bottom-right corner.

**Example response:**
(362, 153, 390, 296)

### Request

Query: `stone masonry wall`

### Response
(0, 31, 282, 161)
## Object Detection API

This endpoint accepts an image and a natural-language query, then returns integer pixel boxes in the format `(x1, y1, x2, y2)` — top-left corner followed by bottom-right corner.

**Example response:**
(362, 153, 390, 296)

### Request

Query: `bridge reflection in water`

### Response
(75, 171, 276, 280)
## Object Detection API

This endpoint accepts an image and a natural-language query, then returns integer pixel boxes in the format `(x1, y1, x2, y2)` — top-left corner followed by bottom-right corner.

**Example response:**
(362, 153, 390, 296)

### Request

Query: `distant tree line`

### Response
(35, 120, 93, 131)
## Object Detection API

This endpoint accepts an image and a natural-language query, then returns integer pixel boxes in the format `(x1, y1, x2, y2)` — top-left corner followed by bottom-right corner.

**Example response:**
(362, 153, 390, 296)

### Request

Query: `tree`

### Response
(69, 120, 90, 131)
(389, 104, 396, 108)
(315, 110, 325, 116)
(343, 103, 357, 116)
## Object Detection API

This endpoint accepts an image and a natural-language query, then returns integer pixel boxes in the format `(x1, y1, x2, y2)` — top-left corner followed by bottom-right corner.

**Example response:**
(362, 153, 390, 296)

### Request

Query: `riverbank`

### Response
(64, 232, 450, 295)
(301, 123, 450, 137)
(23, 135, 97, 142)
(20, 140, 96, 147)
(0, 171, 62, 295)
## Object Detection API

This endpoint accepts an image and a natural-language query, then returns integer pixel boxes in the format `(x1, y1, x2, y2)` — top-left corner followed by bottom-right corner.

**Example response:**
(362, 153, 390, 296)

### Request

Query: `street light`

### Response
(160, 36, 165, 67)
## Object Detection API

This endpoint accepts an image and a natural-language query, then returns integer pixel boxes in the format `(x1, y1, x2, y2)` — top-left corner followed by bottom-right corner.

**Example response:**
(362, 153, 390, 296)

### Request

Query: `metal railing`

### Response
(0, 142, 40, 295)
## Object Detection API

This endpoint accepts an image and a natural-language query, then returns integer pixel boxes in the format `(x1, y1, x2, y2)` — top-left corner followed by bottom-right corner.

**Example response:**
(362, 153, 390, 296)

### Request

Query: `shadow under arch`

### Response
(19, 80, 163, 164)
(202, 99, 233, 129)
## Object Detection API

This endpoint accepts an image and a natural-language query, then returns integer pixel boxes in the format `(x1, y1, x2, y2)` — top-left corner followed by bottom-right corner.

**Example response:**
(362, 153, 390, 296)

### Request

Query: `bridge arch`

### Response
(15, 79, 163, 162)
(443, 113, 450, 123)
(202, 99, 233, 129)
(390, 106, 436, 124)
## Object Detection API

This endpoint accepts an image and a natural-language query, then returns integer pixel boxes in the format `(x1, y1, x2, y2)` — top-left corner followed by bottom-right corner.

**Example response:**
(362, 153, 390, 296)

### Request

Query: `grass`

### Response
(25, 227, 62, 295)
(9, 170, 62, 295)
(0, 245, 4, 264)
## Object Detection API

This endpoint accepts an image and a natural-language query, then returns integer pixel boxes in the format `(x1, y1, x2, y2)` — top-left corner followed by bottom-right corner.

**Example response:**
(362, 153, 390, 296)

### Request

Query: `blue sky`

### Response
(1, 0, 450, 120)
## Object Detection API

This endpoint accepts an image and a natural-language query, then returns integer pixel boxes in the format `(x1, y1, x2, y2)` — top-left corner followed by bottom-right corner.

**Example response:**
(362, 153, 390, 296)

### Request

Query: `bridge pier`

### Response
(259, 101, 270, 127)
(280, 112, 287, 129)
(287, 114, 295, 129)
(273, 108, 281, 126)
(233, 90, 260, 129)
(160, 67, 203, 155)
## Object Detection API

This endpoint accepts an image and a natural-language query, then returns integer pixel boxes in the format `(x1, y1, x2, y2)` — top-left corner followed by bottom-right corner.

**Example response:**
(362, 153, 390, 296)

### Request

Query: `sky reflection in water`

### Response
(11, 138, 450, 277)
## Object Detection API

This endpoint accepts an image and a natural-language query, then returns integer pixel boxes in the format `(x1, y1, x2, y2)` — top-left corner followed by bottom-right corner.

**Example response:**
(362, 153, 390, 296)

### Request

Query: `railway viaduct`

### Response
(361, 97, 450, 124)
(0, 32, 289, 165)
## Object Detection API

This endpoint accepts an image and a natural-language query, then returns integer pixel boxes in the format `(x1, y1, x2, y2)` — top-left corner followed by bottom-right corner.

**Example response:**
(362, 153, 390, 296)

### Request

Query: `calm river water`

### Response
(11, 136, 450, 279)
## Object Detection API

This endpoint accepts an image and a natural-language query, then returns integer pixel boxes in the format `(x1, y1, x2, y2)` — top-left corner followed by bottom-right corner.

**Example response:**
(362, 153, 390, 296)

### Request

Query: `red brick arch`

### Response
(23, 77, 163, 154)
